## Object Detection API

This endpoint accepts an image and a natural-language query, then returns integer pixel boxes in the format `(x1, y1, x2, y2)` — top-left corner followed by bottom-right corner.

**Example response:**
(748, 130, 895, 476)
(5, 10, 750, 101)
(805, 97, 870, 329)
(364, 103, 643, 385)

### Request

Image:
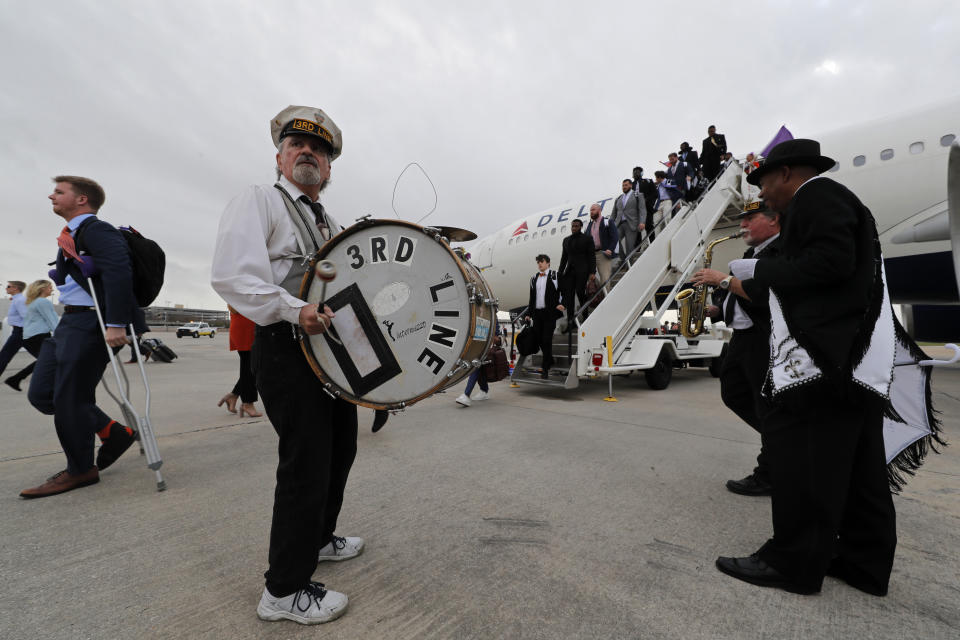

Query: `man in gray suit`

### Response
(611, 178, 645, 261)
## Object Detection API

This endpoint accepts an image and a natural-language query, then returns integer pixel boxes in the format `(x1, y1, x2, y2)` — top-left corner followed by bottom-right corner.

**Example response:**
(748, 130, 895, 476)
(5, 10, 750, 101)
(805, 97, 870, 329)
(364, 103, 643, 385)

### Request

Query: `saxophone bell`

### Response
(676, 231, 746, 338)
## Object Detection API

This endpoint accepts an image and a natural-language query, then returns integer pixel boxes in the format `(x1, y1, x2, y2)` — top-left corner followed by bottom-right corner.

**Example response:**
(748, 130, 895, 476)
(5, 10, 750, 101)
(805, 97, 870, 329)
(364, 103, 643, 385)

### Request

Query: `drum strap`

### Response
(274, 183, 322, 296)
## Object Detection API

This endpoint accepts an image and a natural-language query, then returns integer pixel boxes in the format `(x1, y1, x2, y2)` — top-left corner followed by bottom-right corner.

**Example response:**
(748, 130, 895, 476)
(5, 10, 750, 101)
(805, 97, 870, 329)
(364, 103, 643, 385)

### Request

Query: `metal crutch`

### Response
(88, 277, 166, 491)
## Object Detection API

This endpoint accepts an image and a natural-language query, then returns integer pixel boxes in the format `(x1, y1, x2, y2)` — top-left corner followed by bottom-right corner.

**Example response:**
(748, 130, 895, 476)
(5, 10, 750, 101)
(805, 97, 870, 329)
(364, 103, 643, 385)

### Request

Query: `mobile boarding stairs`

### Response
(511, 161, 749, 392)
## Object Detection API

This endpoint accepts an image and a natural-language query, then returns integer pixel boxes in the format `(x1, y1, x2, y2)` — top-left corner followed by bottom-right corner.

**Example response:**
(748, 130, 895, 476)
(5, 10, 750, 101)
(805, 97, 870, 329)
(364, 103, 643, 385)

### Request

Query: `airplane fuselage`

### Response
(470, 99, 960, 313)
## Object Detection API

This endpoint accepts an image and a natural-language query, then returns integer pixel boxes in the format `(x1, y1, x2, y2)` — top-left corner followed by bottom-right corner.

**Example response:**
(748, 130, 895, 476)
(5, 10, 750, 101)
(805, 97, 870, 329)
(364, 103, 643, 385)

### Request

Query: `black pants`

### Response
(6, 333, 49, 385)
(253, 323, 358, 597)
(532, 309, 558, 370)
(28, 312, 111, 474)
(719, 328, 770, 479)
(230, 350, 257, 403)
(757, 387, 896, 593)
(561, 272, 589, 321)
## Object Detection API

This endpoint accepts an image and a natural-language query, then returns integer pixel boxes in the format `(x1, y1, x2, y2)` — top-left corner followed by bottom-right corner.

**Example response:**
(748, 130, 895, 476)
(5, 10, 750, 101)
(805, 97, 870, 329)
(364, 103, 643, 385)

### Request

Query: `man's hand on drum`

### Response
(299, 303, 335, 335)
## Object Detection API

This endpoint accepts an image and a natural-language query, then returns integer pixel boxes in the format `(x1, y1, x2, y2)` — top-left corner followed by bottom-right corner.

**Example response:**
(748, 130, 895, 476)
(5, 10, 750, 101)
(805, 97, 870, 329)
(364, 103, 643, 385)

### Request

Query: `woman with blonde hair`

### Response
(5, 279, 59, 391)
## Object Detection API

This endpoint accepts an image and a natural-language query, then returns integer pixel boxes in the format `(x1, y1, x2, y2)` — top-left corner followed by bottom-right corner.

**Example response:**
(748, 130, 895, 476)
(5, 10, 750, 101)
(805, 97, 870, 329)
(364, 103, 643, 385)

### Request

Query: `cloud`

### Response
(1, 0, 959, 309)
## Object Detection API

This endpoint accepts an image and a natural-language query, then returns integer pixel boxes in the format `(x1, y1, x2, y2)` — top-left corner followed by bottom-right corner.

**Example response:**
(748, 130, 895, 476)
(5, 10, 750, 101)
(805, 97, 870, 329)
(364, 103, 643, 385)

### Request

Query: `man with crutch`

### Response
(20, 176, 141, 498)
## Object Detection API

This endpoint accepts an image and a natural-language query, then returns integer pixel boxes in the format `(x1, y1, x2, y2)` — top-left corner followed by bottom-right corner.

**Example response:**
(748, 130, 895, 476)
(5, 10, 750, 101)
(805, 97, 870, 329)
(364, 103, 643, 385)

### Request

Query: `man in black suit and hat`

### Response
(694, 200, 781, 497)
(713, 139, 897, 597)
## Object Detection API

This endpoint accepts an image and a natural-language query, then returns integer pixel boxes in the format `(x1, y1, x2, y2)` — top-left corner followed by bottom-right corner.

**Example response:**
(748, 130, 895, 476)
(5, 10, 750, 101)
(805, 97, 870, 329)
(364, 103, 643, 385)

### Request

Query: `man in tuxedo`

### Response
(557, 219, 596, 323)
(21, 176, 140, 498)
(713, 139, 897, 597)
(700, 125, 728, 181)
(694, 201, 781, 497)
(611, 178, 644, 261)
(525, 255, 564, 379)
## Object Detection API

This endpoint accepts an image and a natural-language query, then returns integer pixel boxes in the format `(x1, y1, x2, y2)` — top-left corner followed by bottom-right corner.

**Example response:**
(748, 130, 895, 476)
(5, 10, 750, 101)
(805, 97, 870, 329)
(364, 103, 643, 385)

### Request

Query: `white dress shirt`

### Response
(56, 213, 97, 308)
(211, 175, 343, 326)
(726, 233, 780, 330)
(535, 270, 549, 309)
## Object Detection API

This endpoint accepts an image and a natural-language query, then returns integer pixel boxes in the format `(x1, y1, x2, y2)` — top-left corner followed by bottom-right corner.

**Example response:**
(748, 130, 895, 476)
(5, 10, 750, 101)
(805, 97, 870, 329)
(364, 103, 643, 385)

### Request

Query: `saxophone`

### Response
(676, 231, 745, 338)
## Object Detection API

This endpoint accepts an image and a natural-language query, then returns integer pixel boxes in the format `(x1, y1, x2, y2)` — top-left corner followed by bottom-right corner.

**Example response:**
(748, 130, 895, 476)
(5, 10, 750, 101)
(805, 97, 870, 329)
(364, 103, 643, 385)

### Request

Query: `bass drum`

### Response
(299, 220, 497, 410)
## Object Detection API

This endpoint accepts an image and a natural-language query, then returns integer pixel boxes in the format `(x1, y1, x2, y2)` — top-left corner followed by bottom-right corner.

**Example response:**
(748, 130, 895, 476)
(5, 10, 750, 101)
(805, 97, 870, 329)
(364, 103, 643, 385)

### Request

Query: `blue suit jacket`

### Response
(666, 161, 690, 195)
(585, 217, 619, 254)
(53, 216, 140, 330)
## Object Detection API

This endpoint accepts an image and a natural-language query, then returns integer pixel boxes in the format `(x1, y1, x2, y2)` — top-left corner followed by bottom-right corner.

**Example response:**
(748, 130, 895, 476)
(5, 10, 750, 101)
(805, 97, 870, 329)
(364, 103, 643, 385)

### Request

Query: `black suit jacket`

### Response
(57, 216, 139, 329)
(528, 270, 563, 314)
(558, 232, 596, 277)
(700, 133, 727, 165)
(679, 149, 700, 173)
(666, 161, 690, 195)
(745, 178, 880, 376)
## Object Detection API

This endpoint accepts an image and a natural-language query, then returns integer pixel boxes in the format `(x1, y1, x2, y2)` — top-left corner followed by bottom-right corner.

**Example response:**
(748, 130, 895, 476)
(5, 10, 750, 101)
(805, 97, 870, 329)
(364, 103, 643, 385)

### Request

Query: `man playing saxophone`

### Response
(692, 201, 782, 496)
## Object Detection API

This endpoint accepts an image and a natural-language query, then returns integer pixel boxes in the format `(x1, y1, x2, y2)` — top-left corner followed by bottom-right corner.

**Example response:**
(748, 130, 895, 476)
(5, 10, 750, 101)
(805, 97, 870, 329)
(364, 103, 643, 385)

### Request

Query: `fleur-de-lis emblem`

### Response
(785, 358, 803, 379)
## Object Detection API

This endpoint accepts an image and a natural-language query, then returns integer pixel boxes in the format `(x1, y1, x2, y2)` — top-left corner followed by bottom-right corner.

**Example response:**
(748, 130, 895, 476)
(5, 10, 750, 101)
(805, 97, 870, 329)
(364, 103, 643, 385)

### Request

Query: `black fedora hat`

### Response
(746, 138, 836, 186)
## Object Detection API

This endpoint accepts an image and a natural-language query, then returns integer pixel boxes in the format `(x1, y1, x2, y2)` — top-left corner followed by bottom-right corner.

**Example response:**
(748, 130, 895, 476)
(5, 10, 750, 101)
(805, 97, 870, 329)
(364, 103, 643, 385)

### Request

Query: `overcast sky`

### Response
(2, 0, 958, 309)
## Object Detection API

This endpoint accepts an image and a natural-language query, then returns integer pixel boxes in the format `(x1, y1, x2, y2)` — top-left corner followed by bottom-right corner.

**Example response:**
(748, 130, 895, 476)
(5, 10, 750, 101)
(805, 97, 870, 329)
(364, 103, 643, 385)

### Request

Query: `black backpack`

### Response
(76, 221, 166, 307)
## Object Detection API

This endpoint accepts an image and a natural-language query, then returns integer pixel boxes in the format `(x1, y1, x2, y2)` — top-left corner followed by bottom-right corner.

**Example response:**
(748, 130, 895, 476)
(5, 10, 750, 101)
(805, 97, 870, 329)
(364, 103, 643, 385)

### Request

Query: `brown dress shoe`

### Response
(20, 468, 100, 499)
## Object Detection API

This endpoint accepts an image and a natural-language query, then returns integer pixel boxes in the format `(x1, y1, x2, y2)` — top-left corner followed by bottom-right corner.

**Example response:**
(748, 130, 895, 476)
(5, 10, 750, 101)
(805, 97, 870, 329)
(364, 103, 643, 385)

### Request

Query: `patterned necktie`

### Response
(300, 196, 329, 241)
(57, 226, 84, 262)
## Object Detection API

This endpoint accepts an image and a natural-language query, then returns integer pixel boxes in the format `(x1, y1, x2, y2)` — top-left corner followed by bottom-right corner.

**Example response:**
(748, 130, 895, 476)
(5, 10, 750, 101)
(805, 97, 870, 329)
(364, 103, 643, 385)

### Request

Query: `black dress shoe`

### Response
(4, 377, 21, 391)
(726, 473, 772, 496)
(540, 369, 549, 379)
(716, 554, 818, 595)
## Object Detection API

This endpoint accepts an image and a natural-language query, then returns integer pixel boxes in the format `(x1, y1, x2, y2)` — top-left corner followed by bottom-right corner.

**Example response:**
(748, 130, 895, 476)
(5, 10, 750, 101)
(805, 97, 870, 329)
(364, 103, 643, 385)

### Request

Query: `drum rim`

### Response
(297, 218, 490, 411)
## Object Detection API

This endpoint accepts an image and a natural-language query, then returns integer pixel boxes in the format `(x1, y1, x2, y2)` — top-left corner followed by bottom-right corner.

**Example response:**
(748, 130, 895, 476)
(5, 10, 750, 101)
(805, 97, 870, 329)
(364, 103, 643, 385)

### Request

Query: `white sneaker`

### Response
(317, 535, 364, 562)
(472, 390, 489, 401)
(256, 582, 348, 624)
(455, 394, 471, 407)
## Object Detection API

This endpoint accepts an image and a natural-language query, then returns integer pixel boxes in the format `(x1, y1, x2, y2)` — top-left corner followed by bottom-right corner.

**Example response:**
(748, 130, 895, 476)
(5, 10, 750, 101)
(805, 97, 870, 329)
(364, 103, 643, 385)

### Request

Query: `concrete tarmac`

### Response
(1, 335, 958, 639)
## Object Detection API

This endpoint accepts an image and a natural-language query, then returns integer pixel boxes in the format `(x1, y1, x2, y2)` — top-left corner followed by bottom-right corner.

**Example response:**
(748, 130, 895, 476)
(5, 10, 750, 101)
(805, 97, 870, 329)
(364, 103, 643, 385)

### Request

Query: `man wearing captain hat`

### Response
(212, 106, 361, 625)
(712, 138, 898, 597)
(693, 199, 782, 498)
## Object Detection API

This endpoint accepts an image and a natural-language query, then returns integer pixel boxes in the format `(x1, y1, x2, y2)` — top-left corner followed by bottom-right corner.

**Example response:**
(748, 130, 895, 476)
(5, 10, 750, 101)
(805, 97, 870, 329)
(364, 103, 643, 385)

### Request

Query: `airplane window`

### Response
(828, 162, 840, 172)
(524, 234, 529, 242)
(910, 141, 924, 154)
(508, 238, 513, 245)
(561, 225, 567, 233)
(880, 148, 894, 161)
(853, 155, 866, 167)
(551, 228, 557, 235)
(942, 134, 956, 146)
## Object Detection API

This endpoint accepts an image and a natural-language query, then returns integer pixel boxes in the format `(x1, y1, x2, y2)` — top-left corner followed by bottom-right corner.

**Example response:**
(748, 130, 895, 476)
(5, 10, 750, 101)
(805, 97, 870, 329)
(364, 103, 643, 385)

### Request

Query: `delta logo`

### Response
(512, 221, 528, 237)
